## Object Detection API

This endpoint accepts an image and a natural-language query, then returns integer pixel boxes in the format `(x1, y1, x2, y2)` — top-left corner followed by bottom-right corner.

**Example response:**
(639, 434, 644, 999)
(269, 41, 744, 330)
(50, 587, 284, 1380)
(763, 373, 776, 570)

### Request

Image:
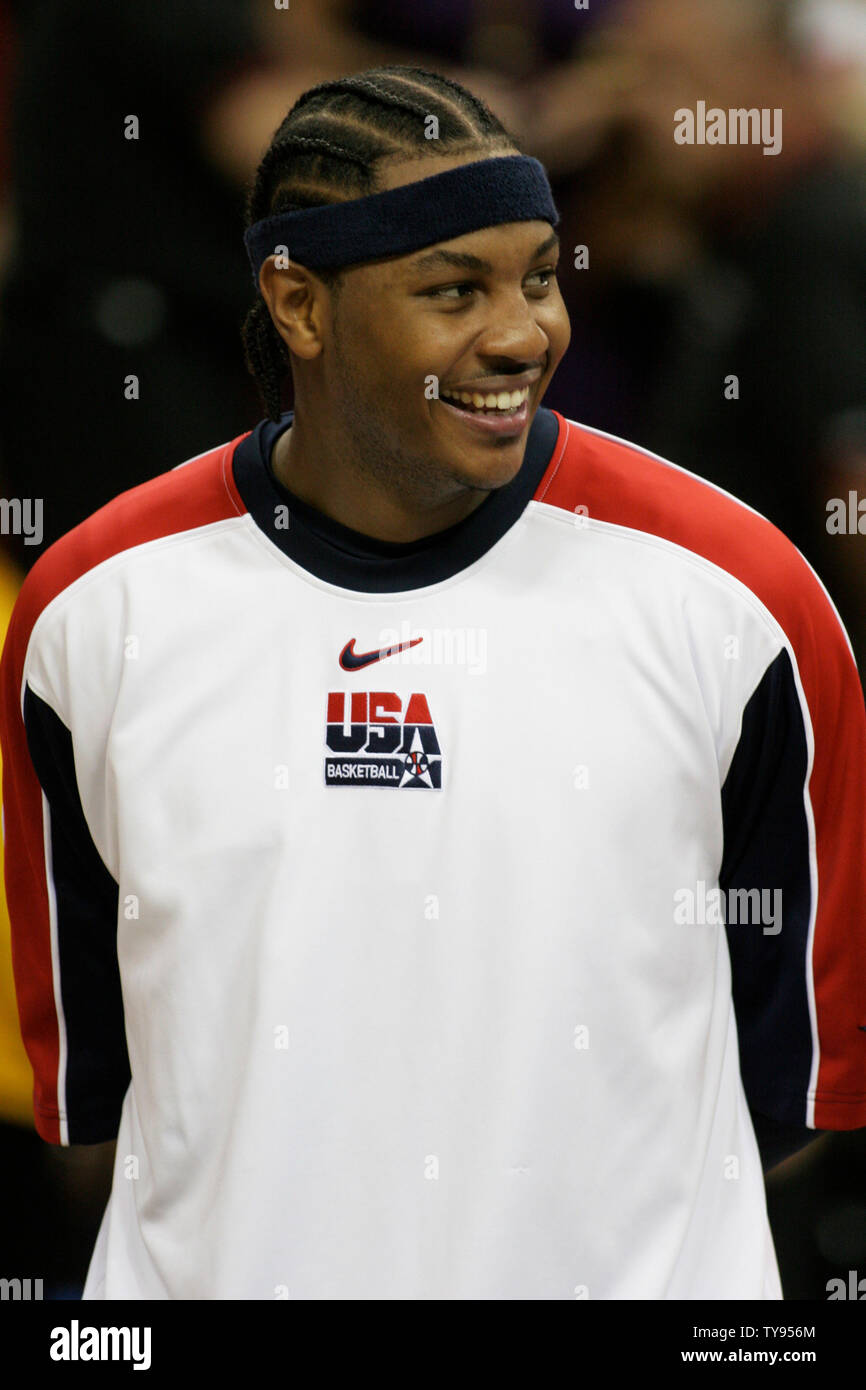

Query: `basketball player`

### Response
(2, 66, 865, 1300)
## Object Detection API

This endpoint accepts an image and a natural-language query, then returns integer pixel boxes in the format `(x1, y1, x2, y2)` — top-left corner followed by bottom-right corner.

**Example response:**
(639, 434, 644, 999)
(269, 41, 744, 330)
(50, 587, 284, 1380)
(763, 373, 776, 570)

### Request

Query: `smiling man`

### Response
(2, 65, 866, 1302)
(259, 151, 567, 539)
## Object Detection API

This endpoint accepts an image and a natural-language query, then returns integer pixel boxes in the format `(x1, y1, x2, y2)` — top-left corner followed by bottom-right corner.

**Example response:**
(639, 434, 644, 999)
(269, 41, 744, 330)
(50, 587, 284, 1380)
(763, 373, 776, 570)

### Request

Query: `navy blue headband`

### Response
(243, 154, 560, 283)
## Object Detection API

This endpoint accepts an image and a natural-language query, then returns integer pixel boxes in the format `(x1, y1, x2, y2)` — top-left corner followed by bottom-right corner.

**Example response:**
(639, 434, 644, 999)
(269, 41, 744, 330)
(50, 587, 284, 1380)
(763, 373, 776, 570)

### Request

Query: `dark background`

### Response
(0, 0, 864, 1299)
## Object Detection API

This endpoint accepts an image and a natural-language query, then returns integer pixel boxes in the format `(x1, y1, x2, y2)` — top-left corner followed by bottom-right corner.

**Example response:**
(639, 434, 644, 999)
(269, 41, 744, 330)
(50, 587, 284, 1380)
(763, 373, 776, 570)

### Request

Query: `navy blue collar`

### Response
(231, 408, 561, 592)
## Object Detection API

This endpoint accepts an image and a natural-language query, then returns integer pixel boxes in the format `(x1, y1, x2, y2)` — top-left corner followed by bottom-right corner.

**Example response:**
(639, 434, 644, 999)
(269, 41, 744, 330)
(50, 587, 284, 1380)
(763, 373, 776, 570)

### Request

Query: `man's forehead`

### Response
(401, 224, 560, 278)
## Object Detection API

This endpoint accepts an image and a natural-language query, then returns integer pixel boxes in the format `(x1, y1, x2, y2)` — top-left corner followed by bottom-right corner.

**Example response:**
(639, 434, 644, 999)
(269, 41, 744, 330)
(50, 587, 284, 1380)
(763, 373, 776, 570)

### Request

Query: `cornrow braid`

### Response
(240, 64, 521, 422)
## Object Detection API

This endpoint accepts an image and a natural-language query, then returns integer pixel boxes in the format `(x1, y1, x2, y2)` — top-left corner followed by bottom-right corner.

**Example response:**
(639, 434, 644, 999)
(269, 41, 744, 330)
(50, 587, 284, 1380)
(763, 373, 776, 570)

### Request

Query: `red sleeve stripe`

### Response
(0, 434, 250, 1142)
(536, 413, 866, 1128)
(1, 702, 59, 1140)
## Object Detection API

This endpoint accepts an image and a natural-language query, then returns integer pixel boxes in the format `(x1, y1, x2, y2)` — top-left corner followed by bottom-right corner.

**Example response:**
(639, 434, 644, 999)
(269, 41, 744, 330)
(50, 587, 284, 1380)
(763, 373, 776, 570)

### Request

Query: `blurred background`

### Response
(0, 0, 864, 1299)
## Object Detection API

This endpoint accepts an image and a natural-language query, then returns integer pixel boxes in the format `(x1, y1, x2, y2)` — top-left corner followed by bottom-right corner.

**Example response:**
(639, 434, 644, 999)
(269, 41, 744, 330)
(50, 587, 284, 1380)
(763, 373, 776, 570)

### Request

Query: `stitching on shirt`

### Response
(218, 440, 247, 517)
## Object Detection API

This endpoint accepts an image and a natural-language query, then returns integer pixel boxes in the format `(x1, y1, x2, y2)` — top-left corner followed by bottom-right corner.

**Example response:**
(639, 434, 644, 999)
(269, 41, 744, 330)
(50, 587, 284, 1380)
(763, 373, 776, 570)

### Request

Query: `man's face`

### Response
(317, 152, 571, 501)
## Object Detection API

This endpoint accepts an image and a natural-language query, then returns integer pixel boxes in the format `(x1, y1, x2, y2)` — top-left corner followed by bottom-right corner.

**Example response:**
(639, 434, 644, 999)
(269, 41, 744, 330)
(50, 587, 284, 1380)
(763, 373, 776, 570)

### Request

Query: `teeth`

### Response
(441, 385, 530, 413)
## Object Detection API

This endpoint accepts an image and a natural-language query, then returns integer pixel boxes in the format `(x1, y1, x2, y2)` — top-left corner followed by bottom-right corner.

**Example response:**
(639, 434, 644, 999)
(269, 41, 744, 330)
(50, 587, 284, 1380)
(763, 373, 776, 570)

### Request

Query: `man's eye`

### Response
(426, 269, 558, 300)
(528, 266, 561, 289)
(427, 283, 475, 300)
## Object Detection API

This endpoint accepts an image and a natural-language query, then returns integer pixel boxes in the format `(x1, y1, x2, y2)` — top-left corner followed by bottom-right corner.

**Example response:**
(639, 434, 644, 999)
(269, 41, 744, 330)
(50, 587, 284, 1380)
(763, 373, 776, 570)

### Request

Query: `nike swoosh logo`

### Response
(339, 637, 423, 671)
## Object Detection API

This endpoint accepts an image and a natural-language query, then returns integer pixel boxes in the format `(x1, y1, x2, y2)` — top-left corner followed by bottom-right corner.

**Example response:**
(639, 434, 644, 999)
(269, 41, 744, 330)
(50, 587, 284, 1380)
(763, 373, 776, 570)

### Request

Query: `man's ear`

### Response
(257, 257, 325, 362)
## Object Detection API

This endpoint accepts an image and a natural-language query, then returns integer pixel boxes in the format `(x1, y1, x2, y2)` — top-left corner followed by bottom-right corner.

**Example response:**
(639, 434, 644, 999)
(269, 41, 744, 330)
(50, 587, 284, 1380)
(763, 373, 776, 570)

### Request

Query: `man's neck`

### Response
(270, 418, 489, 544)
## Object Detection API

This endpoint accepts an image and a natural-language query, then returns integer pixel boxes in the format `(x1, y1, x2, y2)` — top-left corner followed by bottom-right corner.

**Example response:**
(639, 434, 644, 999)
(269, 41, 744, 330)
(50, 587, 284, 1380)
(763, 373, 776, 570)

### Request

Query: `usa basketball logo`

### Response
(325, 692, 443, 789)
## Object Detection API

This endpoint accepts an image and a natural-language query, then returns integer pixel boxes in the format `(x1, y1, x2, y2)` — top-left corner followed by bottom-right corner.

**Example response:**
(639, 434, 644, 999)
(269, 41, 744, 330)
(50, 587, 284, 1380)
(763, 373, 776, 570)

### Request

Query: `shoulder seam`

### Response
(550, 414, 770, 520)
(529, 498, 792, 657)
(543, 414, 857, 668)
(21, 517, 248, 699)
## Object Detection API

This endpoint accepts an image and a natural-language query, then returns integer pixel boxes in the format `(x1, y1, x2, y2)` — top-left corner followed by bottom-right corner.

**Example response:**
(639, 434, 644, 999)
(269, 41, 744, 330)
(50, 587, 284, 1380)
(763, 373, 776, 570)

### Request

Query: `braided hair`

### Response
(240, 65, 520, 421)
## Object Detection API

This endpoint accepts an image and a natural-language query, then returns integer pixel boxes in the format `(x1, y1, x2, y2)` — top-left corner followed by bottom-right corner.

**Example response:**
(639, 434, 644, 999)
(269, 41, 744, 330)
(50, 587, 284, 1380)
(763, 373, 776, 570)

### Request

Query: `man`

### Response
(2, 65, 865, 1299)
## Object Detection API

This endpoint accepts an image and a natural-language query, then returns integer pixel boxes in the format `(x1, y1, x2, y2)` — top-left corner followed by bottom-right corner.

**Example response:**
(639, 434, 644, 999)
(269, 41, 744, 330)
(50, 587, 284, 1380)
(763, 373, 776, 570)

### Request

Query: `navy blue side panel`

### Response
(721, 647, 813, 1126)
(23, 686, 130, 1142)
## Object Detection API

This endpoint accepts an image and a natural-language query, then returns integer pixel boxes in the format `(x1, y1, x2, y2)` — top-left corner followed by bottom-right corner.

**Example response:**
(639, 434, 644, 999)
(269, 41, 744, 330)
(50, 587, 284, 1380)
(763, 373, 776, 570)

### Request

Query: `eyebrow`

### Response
(407, 230, 561, 276)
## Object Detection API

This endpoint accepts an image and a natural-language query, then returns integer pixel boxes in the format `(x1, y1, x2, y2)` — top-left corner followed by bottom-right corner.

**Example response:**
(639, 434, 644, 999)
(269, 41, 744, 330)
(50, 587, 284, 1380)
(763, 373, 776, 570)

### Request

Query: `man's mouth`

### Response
(436, 386, 531, 439)
(439, 384, 531, 416)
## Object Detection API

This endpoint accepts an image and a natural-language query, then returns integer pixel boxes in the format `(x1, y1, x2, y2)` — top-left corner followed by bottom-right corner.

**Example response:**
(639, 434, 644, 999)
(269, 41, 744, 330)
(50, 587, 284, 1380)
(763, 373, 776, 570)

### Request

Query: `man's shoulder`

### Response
(11, 432, 250, 641)
(541, 413, 841, 651)
(542, 412, 788, 559)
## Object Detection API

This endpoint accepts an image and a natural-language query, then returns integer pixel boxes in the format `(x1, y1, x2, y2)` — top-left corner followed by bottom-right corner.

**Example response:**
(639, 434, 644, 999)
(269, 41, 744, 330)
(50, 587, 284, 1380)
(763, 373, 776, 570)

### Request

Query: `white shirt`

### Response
(2, 406, 865, 1299)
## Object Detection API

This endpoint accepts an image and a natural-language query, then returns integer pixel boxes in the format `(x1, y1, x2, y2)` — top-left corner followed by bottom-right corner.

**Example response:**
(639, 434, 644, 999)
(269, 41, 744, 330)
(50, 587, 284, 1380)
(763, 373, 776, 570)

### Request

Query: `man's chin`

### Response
(434, 405, 531, 486)
(447, 435, 529, 493)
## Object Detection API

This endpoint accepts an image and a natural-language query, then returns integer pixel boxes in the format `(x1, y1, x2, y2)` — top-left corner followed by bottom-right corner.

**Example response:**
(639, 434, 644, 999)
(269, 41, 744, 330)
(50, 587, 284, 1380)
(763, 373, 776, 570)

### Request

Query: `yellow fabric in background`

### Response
(0, 549, 35, 1127)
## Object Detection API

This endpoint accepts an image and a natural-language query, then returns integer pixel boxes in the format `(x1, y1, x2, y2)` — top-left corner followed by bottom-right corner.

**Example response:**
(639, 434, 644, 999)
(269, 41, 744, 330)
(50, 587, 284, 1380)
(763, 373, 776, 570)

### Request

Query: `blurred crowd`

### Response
(0, 0, 864, 1299)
